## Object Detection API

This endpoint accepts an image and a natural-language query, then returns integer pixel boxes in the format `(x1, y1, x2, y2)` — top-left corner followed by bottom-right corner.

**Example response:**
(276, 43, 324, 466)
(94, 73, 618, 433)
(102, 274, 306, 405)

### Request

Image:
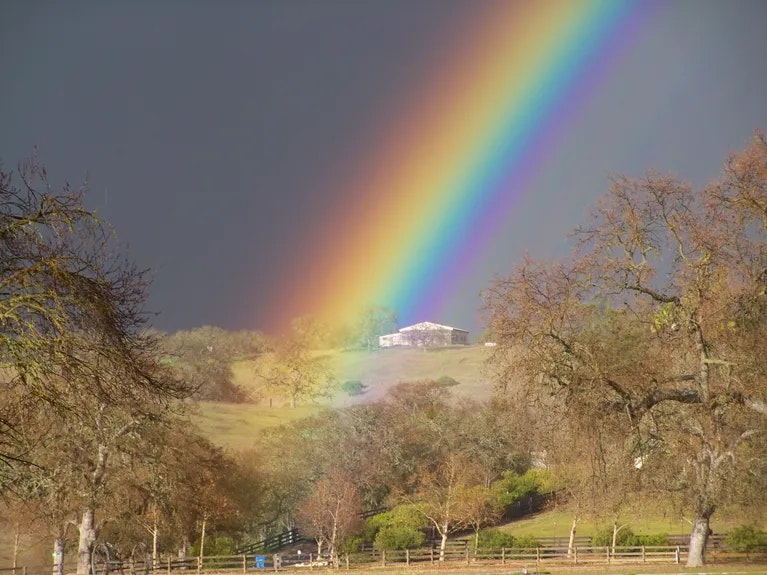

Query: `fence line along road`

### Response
(10, 543, 767, 575)
(8, 545, 694, 575)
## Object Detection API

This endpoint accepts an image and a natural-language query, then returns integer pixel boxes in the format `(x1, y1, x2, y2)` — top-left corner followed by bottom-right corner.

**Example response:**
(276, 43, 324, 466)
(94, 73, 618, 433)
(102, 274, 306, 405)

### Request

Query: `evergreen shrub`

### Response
(341, 380, 365, 396)
(477, 528, 515, 548)
(726, 525, 767, 554)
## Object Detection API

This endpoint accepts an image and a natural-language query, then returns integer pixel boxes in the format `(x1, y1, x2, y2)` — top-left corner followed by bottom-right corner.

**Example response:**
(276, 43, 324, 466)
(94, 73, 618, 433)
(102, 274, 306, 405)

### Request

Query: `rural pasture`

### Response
(197, 346, 493, 449)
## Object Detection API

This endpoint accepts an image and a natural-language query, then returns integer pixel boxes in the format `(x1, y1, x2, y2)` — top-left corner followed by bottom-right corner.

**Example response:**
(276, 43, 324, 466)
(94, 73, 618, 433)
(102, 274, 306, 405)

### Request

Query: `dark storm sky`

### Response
(2, 1, 767, 335)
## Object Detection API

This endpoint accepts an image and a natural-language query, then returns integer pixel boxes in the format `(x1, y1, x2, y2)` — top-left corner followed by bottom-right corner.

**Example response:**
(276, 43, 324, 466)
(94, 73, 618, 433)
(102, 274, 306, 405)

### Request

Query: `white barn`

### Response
(379, 321, 469, 348)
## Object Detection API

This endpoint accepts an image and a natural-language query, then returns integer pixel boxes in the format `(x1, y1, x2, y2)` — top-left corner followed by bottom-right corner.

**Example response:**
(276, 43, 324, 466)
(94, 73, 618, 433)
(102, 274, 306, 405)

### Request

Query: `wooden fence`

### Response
(360, 545, 688, 567)
(24, 544, 689, 575)
(9, 535, 764, 575)
(235, 530, 300, 556)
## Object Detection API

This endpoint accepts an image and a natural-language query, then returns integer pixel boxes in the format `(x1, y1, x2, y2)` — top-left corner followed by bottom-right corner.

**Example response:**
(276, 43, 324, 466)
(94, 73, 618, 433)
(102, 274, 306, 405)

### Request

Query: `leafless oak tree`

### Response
(485, 134, 767, 567)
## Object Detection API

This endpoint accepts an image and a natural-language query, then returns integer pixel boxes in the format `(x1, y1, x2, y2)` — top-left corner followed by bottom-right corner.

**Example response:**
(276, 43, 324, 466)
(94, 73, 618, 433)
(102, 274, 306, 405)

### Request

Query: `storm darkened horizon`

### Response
(2, 0, 766, 336)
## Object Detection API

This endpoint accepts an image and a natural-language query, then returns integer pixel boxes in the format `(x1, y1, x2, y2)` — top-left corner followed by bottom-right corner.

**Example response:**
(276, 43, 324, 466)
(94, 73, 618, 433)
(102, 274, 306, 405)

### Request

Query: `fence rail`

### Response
(235, 530, 300, 556)
(20, 545, 690, 575)
(11, 541, 767, 575)
(367, 545, 688, 567)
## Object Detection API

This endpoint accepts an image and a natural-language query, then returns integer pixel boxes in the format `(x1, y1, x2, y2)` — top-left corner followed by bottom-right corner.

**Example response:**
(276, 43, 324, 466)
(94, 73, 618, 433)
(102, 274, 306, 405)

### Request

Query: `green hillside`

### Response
(327, 345, 494, 405)
(195, 345, 495, 449)
(497, 507, 765, 539)
(193, 402, 321, 450)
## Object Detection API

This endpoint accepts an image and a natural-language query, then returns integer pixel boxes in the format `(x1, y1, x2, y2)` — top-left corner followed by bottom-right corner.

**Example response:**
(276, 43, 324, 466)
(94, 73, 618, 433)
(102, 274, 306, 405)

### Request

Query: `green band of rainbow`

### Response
(271, 0, 653, 331)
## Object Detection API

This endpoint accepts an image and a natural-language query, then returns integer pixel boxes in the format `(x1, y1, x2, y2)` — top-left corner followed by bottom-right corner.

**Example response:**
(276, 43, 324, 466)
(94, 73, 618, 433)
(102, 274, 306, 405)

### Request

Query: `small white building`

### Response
(379, 321, 469, 348)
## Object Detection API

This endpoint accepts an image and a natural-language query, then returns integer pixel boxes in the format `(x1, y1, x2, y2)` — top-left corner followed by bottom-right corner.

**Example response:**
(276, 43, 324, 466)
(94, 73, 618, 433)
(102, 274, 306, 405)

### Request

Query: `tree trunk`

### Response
(13, 523, 20, 573)
(611, 520, 627, 554)
(329, 516, 338, 563)
(686, 512, 712, 567)
(439, 530, 448, 562)
(52, 538, 65, 575)
(179, 537, 189, 561)
(151, 519, 159, 568)
(567, 516, 579, 558)
(77, 508, 97, 575)
(199, 518, 207, 561)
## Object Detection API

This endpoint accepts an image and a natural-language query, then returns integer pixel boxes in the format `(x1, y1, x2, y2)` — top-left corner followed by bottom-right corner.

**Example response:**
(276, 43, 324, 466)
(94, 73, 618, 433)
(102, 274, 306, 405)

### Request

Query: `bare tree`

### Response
(485, 133, 767, 567)
(1, 154, 191, 574)
(353, 304, 398, 350)
(458, 484, 503, 554)
(162, 326, 246, 402)
(298, 473, 362, 564)
(256, 335, 336, 407)
(407, 453, 485, 561)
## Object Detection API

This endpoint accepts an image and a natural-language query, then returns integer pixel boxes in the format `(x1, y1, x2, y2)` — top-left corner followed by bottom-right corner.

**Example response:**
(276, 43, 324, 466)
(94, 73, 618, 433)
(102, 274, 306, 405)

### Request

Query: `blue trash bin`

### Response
(255, 555, 266, 569)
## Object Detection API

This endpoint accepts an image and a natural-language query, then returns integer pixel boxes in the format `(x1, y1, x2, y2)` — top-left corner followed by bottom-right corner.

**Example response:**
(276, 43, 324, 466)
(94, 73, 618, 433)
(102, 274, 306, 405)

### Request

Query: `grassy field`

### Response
(230, 345, 494, 403)
(198, 345, 494, 449)
(497, 507, 766, 539)
(345, 565, 767, 575)
(326, 345, 493, 405)
(7, 344, 767, 571)
(193, 402, 321, 450)
(347, 565, 767, 575)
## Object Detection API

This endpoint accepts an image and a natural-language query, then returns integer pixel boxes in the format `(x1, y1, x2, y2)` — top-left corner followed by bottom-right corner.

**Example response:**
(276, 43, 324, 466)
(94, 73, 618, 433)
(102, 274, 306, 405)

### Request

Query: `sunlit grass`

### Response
(327, 345, 493, 405)
(318, 564, 767, 575)
(198, 346, 495, 449)
(232, 345, 493, 404)
(192, 402, 321, 450)
(499, 506, 767, 538)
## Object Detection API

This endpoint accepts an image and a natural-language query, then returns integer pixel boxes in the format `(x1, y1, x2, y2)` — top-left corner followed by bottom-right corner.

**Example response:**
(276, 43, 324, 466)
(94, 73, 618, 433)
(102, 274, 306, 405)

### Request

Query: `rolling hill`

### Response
(194, 345, 496, 449)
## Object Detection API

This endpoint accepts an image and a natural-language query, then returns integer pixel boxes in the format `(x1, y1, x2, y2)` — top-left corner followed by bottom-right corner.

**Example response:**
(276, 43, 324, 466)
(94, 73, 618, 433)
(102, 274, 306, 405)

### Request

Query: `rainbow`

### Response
(271, 0, 652, 332)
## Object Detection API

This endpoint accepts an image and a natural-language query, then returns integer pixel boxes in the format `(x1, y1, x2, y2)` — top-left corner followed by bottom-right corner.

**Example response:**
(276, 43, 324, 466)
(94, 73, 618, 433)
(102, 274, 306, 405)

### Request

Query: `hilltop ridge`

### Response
(196, 345, 496, 449)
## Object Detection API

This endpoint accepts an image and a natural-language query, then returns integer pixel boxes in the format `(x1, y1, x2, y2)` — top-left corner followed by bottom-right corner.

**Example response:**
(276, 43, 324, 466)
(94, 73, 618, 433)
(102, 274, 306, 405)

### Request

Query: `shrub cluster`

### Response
(364, 506, 428, 551)
(725, 525, 767, 554)
(436, 375, 460, 387)
(341, 380, 365, 396)
(374, 525, 425, 550)
(477, 529, 538, 549)
(592, 526, 670, 547)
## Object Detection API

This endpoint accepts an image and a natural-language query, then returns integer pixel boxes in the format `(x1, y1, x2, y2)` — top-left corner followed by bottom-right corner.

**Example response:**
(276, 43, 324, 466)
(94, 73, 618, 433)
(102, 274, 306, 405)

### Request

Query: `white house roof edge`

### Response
(397, 321, 468, 333)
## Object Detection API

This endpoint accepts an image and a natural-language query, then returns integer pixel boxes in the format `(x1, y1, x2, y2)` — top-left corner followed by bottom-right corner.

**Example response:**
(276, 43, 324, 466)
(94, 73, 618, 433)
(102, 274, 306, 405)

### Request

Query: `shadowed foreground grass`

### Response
(343, 565, 767, 575)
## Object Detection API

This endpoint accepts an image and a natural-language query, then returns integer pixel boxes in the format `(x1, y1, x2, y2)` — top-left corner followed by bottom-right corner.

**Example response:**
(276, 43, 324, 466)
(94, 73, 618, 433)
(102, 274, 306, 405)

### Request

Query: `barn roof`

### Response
(398, 321, 468, 333)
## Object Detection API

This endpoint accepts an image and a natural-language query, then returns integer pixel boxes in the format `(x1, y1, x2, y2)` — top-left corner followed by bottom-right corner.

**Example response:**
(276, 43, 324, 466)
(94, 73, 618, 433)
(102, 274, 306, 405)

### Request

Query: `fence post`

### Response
(309, 554, 313, 571)
(381, 550, 386, 567)
(242, 554, 247, 573)
(574, 547, 578, 565)
(167, 556, 171, 575)
(606, 546, 611, 565)
(535, 546, 540, 568)
(405, 550, 409, 566)
(675, 546, 680, 564)
(641, 546, 645, 563)
(501, 548, 505, 565)
(465, 545, 470, 564)
(345, 555, 349, 571)
(430, 547, 434, 564)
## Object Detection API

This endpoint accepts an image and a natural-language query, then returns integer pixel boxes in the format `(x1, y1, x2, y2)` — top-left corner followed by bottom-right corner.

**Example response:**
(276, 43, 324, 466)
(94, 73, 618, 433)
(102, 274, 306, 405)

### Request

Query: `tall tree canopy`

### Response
(485, 133, 767, 567)
(1, 154, 192, 574)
